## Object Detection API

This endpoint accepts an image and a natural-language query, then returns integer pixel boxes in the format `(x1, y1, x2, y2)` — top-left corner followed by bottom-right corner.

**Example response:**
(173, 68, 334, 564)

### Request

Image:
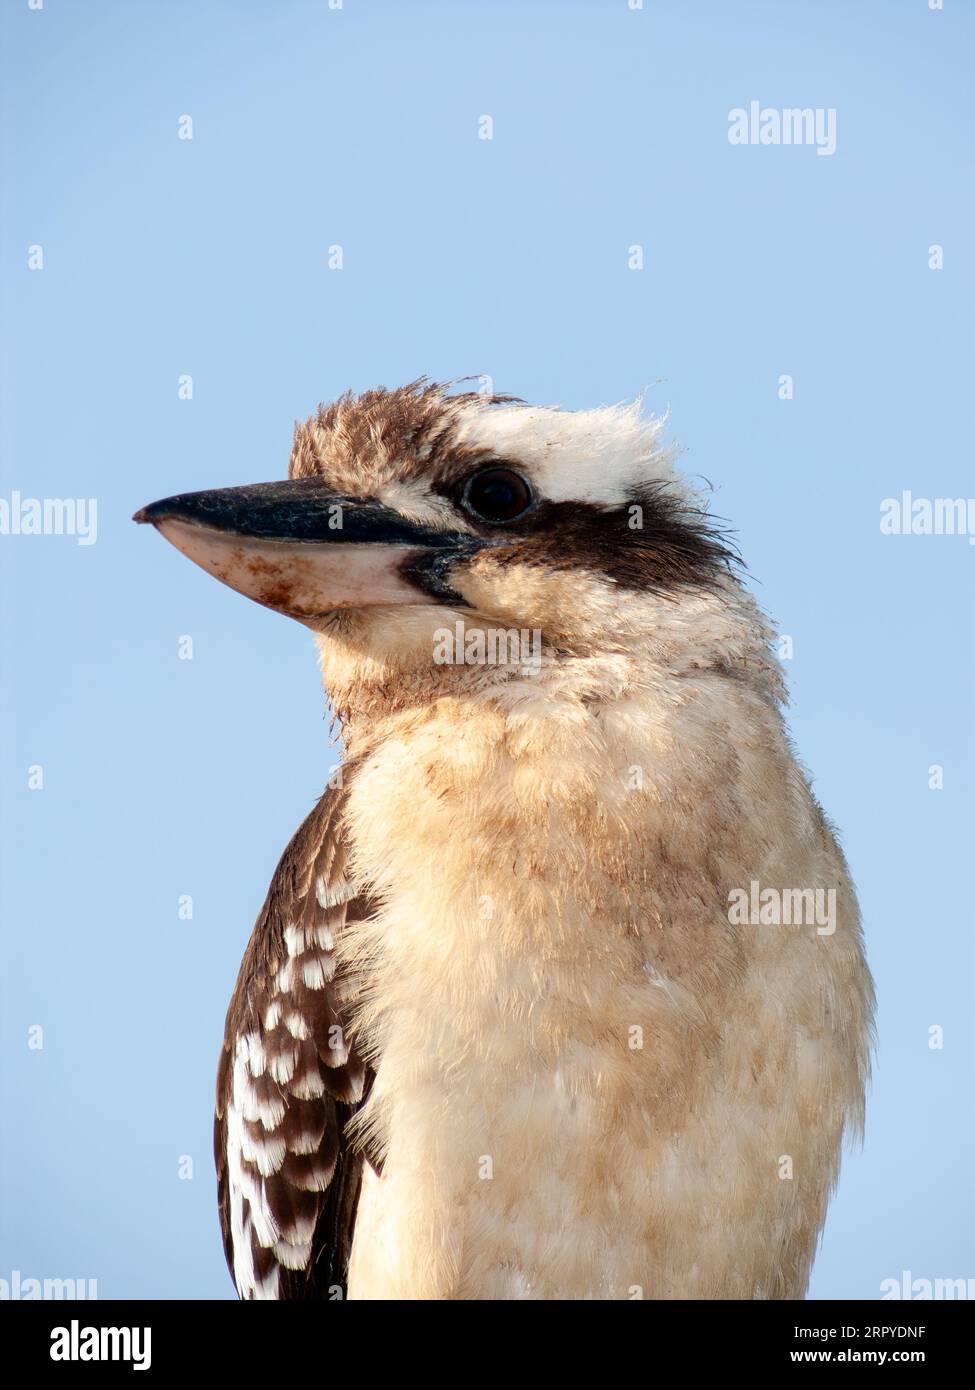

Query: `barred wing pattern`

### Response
(214, 783, 373, 1299)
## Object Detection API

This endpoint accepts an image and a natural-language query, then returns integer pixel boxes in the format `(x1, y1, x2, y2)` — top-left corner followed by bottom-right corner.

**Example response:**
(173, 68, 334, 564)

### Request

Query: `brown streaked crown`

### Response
(289, 379, 519, 494)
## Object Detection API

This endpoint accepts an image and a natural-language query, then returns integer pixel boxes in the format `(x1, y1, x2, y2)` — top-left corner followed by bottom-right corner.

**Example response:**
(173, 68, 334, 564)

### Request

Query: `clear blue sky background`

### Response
(1, 0, 971, 1300)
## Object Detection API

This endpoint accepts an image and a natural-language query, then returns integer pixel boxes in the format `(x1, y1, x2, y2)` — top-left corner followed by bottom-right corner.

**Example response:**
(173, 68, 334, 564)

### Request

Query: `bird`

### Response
(135, 379, 873, 1301)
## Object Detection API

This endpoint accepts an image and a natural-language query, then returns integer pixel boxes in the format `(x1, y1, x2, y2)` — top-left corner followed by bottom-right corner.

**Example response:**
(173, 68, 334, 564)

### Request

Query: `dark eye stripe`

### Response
(460, 467, 534, 524)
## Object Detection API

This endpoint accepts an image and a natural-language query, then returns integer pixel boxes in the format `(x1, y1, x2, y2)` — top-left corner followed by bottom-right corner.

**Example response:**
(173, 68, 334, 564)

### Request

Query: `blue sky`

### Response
(1, 0, 971, 1299)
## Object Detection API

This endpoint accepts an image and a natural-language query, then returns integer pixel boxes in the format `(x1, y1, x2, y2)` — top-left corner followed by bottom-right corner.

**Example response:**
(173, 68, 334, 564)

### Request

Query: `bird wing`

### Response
(214, 777, 374, 1299)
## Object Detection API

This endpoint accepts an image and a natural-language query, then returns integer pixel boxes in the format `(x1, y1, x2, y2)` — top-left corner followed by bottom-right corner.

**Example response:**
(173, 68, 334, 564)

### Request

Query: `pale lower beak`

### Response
(133, 479, 490, 622)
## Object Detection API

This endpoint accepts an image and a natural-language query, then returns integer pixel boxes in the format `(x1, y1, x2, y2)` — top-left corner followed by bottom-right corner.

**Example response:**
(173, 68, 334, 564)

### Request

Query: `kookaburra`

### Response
(135, 380, 873, 1300)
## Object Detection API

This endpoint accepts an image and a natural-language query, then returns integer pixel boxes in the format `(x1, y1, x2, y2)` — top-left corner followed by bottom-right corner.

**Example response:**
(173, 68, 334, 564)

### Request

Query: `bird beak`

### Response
(133, 480, 490, 623)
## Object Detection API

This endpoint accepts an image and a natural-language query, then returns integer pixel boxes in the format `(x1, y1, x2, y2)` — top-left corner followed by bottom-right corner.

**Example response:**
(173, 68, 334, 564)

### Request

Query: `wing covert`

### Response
(214, 778, 373, 1299)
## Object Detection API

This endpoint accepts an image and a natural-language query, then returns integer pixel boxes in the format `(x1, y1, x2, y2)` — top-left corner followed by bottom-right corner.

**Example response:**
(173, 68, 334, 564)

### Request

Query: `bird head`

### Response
(136, 381, 770, 721)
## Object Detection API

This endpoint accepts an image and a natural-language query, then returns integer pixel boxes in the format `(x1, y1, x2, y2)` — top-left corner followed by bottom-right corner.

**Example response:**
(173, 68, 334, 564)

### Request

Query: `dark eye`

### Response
(460, 467, 534, 524)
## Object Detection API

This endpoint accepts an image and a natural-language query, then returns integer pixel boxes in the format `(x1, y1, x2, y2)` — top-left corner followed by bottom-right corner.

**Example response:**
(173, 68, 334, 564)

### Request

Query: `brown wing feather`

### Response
(214, 775, 374, 1299)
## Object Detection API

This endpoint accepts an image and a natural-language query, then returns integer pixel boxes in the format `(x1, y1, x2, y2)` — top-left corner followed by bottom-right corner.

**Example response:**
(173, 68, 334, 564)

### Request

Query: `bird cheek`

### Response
(452, 556, 569, 637)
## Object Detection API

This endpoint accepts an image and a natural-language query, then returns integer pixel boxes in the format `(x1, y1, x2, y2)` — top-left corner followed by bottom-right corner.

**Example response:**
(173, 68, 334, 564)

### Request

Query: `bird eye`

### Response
(460, 467, 534, 524)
